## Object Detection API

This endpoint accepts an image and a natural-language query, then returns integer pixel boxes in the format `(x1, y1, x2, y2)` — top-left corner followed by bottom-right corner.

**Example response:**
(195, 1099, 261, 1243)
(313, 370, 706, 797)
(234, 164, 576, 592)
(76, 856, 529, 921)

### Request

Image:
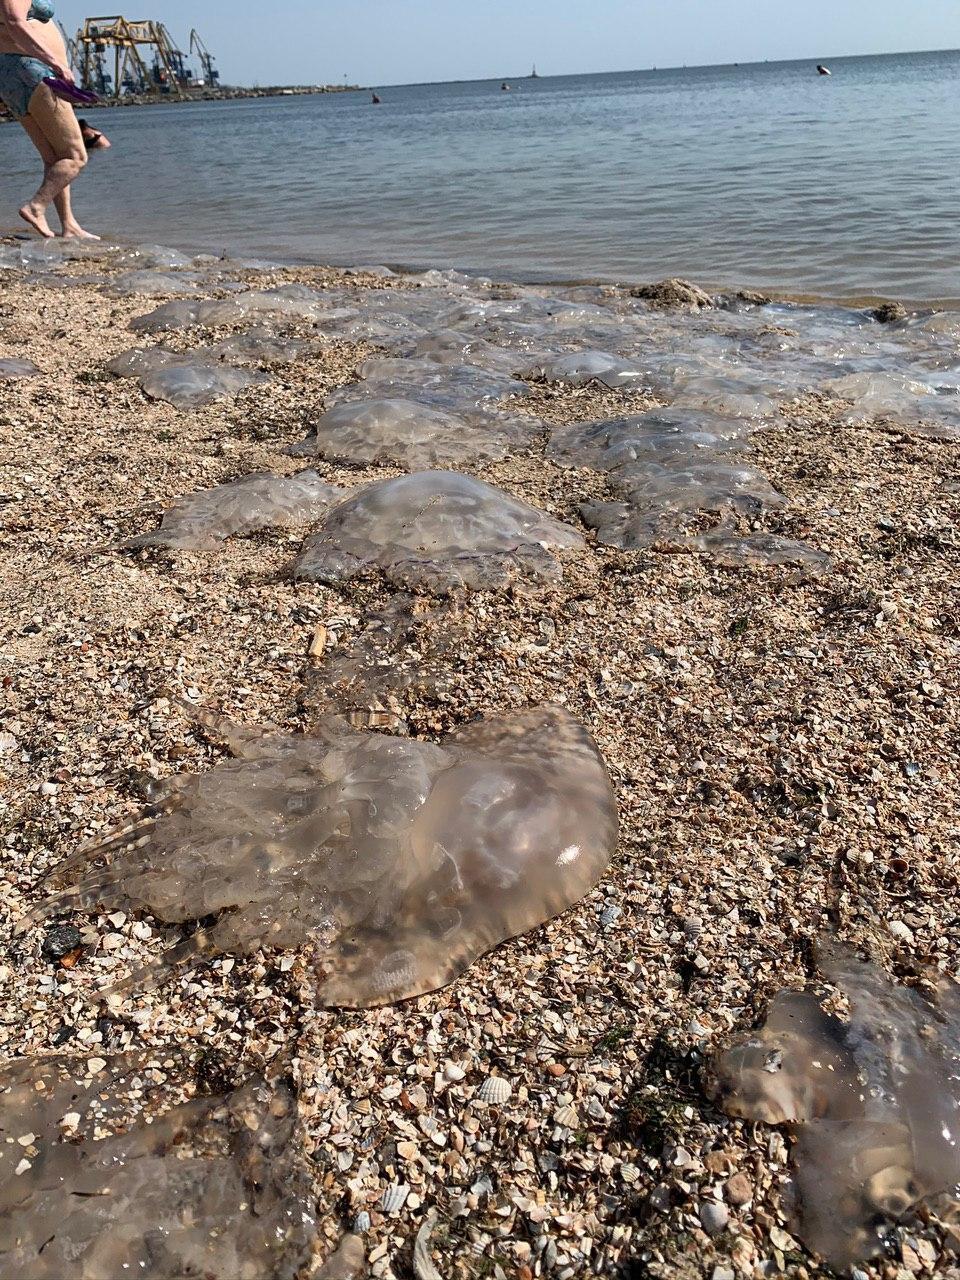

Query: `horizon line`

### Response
(356, 45, 959, 90)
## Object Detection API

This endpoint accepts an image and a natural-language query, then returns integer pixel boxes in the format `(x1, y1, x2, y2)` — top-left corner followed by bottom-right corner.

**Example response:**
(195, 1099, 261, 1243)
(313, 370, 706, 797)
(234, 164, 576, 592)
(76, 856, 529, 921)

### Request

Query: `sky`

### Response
(55, 1, 960, 87)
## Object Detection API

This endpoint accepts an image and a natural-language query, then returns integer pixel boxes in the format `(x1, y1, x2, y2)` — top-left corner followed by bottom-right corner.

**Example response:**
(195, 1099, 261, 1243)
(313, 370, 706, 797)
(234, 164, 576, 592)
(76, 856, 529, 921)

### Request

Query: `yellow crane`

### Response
(75, 16, 191, 98)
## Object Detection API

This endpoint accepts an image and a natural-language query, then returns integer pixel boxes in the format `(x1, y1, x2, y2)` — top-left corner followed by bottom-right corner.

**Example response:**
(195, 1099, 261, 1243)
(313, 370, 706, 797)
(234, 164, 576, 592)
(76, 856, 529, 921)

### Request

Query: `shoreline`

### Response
(3, 230, 956, 314)
(1, 243, 958, 1277)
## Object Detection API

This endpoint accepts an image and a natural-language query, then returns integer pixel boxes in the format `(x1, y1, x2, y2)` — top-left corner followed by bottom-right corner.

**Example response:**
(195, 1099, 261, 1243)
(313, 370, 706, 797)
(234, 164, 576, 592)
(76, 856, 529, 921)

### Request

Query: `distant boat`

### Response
(530, 64, 539, 78)
(817, 64, 832, 75)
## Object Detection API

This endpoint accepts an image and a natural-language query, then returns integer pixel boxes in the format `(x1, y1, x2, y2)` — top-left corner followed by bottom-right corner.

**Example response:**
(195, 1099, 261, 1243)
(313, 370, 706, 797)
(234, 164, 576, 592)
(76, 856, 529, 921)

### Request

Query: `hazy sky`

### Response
(56, 1, 960, 87)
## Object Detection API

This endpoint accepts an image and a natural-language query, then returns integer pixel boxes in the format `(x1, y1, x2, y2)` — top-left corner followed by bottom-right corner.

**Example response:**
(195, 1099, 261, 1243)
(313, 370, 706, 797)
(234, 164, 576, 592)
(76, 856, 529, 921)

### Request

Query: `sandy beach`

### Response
(1, 244, 959, 1279)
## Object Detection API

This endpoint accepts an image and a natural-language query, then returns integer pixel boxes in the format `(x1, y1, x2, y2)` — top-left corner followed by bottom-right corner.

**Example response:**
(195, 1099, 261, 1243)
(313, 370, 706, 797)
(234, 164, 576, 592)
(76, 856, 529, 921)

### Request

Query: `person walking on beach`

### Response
(0, 0, 98, 239)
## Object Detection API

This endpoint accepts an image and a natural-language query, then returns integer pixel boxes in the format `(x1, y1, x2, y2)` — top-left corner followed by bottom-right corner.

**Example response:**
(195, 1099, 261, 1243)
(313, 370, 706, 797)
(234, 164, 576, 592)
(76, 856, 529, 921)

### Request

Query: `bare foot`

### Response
(60, 224, 101, 241)
(19, 203, 54, 238)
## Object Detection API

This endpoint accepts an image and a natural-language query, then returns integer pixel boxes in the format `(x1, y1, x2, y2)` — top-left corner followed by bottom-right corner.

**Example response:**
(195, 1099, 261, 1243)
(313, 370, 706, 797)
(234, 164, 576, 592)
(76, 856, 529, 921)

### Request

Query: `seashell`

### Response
(380, 1182, 411, 1213)
(413, 1212, 442, 1280)
(353, 1211, 371, 1233)
(444, 1061, 466, 1083)
(554, 1104, 579, 1128)
(476, 1075, 512, 1105)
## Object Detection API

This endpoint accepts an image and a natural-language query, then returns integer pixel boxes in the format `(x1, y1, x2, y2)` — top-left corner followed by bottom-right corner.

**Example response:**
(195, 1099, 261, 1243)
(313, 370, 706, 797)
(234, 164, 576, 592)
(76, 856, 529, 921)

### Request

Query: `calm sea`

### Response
(2, 51, 959, 300)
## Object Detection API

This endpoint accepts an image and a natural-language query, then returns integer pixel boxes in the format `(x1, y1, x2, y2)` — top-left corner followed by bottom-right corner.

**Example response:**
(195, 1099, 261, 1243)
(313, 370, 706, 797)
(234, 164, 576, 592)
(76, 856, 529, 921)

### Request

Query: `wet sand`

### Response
(1, 247, 959, 1278)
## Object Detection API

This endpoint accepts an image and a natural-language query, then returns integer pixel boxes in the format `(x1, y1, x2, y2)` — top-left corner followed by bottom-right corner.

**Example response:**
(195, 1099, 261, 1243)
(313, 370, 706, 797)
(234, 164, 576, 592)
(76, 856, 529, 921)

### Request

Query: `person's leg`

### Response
(19, 114, 97, 239)
(18, 85, 88, 238)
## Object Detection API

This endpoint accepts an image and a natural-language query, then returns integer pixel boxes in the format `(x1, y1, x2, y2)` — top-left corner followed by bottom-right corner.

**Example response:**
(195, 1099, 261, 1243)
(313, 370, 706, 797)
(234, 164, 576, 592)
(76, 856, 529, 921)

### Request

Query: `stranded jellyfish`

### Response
(24, 706, 618, 1008)
(0, 1056, 314, 1280)
(288, 397, 539, 469)
(291, 470, 585, 593)
(707, 943, 960, 1267)
(122, 471, 345, 551)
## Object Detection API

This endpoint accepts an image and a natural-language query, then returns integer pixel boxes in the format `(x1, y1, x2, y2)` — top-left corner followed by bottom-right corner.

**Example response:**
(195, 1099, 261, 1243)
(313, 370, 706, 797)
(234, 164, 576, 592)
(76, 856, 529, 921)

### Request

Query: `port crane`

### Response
(74, 16, 218, 98)
(189, 29, 219, 86)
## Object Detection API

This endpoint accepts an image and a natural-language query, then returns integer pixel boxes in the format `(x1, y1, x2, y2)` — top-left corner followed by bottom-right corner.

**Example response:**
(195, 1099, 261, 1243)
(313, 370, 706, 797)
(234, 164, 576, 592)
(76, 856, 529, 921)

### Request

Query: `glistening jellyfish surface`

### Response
(27, 706, 618, 1007)
(0, 1056, 315, 1280)
(292, 471, 585, 593)
(707, 943, 960, 1267)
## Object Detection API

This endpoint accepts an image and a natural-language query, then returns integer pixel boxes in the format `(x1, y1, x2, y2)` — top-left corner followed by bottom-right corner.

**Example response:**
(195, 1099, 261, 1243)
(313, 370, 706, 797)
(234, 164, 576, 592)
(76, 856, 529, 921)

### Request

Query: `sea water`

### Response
(1, 50, 959, 299)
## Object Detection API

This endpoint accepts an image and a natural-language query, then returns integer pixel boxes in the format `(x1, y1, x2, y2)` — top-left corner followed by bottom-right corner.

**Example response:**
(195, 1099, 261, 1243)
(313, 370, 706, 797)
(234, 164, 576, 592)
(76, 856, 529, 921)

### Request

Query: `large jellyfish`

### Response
(122, 471, 346, 551)
(23, 705, 618, 1007)
(0, 1056, 315, 1280)
(707, 943, 960, 1268)
(291, 471, 585, 593)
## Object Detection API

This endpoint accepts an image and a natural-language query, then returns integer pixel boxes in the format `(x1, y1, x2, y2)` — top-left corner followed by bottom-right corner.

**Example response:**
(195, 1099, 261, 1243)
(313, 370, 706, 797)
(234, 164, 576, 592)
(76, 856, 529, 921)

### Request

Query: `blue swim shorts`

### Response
(0, 53, 52, 120)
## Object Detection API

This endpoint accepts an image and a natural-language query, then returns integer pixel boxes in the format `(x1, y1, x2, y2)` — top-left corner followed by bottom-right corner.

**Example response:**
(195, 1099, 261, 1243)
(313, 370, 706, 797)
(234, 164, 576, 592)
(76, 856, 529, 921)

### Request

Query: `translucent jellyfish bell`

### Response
(0, 1057, 315, 1279)
(107, 347, 268, 409)
(288, 397, 538, 469)
(122, 471, 346, 551)
(23, 706, 618, 1007)
(707, 943, 960, 1267)
(291, 471, 585, 592)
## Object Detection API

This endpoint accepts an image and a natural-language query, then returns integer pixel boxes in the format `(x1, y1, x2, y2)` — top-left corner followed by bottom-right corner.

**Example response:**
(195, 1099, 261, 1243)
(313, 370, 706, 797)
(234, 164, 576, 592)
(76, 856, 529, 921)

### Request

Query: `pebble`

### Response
(724, 1172, 752, 1206)
(41, 924, 82, 961)
(698, 1201, 729, 1236)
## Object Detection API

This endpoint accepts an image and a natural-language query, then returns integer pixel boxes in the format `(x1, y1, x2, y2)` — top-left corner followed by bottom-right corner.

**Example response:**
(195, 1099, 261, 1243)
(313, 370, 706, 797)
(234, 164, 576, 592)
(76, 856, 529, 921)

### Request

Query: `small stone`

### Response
(724, 1172, 752, 1206)
(699, 1201, 729, 1236)
(42, 924, 82, 962)
(900, 1242, 922, 1272)
(769, 1226, 797, 1251)
(872, 301, 908, 324)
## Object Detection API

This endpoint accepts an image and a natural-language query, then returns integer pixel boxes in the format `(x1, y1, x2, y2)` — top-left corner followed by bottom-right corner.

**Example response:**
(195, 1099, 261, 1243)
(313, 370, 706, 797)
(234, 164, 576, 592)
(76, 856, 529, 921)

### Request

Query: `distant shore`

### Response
(0, 83, 363, 123)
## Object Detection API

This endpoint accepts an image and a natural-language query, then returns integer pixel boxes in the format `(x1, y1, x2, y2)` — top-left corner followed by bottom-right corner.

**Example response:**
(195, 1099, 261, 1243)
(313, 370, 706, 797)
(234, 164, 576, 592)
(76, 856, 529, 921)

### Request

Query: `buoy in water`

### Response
(817, 64, 832, 76)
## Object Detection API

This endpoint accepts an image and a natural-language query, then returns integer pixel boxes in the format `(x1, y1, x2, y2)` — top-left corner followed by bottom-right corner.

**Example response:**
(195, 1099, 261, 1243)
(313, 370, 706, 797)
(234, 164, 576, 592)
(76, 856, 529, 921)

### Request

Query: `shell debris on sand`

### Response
(0, 238, 959, 1278)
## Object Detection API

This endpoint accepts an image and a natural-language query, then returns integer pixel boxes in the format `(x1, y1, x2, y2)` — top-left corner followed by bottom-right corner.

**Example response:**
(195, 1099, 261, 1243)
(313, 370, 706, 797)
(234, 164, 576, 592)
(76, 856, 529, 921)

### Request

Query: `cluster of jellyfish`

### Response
(3, 239, 959, 1275)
